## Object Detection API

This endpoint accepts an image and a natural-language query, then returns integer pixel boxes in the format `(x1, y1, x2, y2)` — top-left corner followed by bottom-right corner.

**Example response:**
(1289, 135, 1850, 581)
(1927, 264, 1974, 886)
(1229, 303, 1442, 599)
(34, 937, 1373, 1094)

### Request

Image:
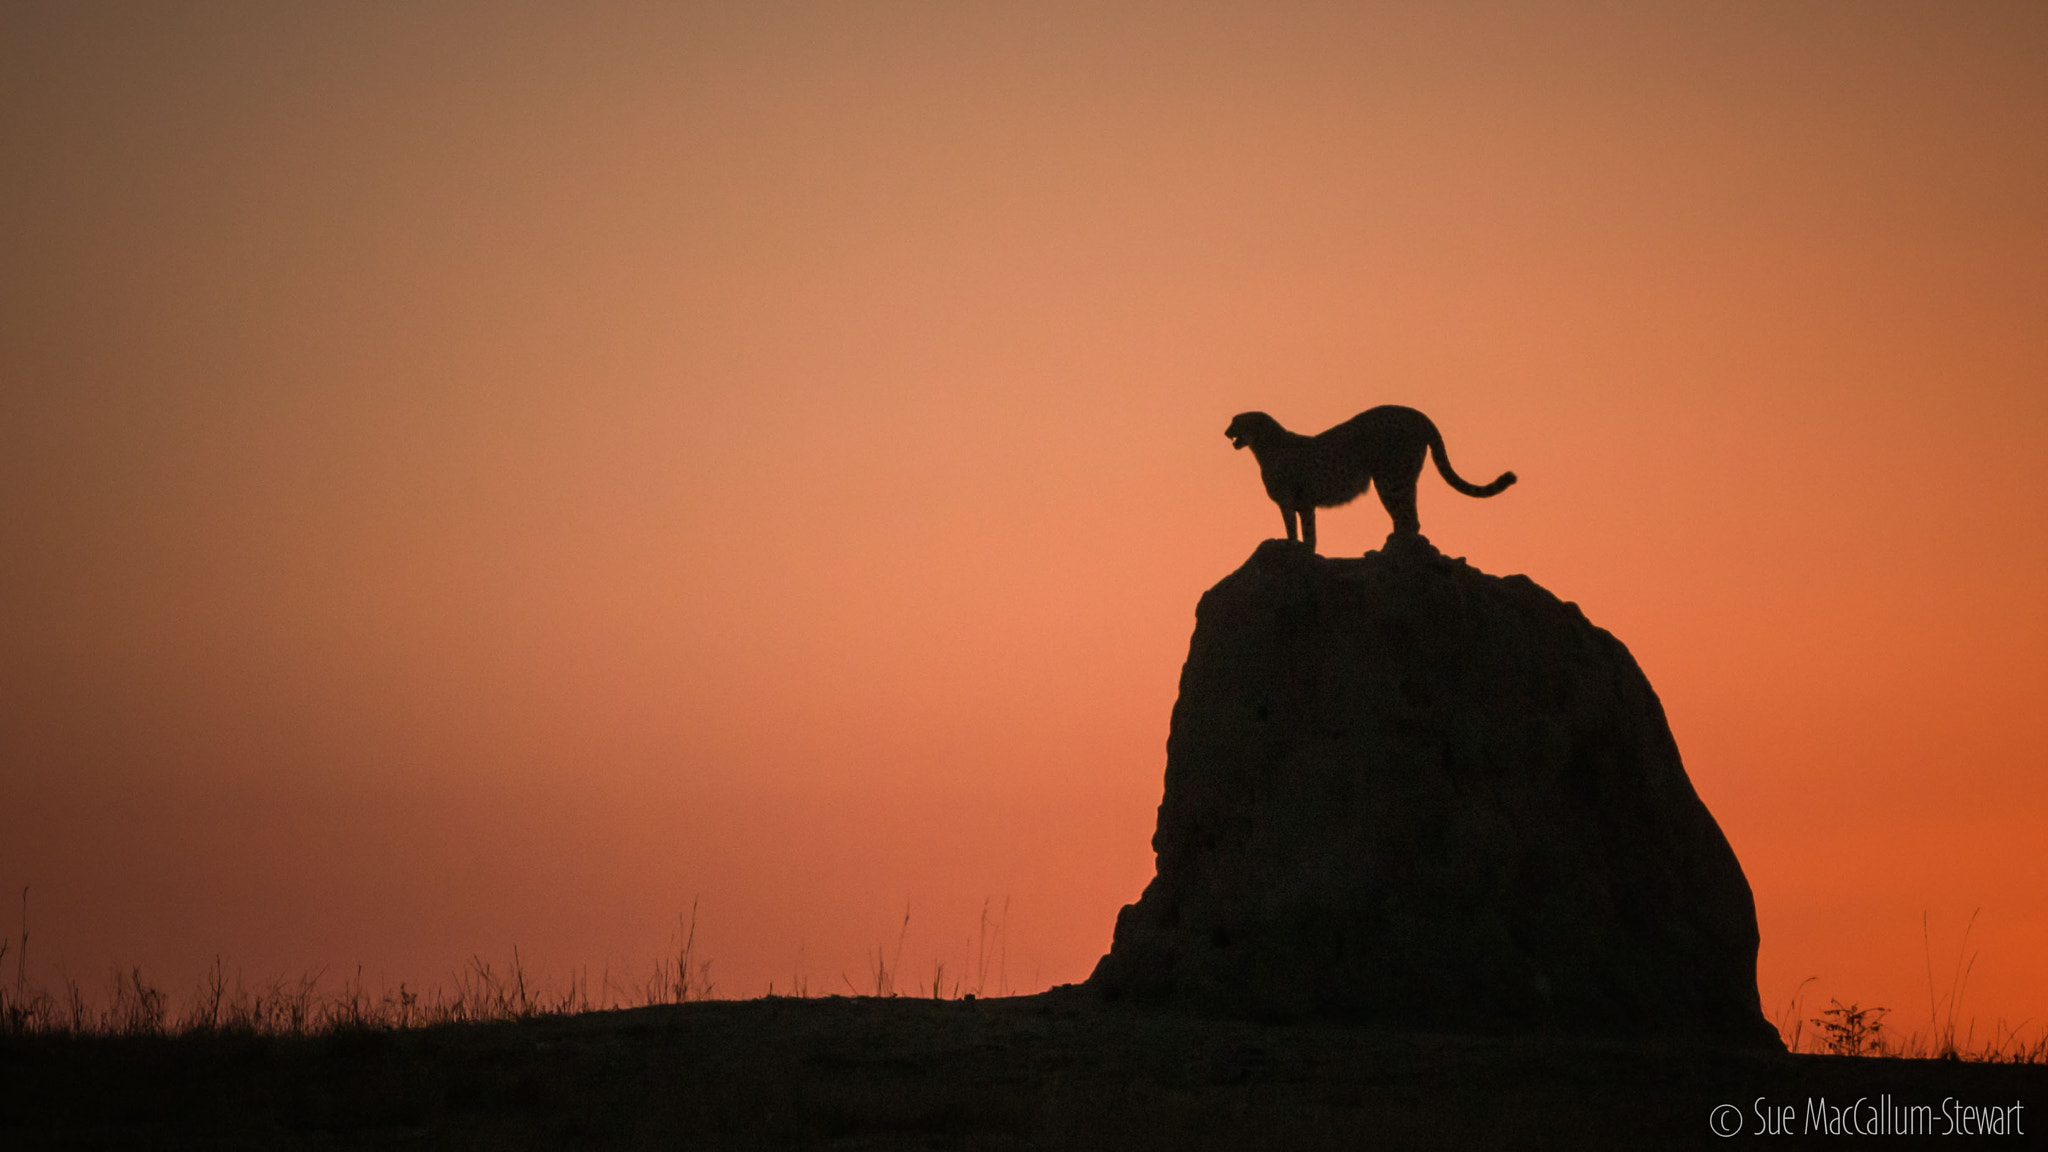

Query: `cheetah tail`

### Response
(1428, 426, 1517, 498)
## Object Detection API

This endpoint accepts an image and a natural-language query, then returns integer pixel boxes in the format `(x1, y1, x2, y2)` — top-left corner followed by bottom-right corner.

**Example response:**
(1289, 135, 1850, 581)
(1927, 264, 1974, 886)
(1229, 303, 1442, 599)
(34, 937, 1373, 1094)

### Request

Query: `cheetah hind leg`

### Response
(1375, 461, 1423, 537)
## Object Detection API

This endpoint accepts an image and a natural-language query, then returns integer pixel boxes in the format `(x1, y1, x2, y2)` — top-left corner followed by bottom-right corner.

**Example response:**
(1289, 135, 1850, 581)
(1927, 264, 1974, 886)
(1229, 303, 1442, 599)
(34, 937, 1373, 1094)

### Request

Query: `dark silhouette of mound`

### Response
(1091, 536, 1780, 1049)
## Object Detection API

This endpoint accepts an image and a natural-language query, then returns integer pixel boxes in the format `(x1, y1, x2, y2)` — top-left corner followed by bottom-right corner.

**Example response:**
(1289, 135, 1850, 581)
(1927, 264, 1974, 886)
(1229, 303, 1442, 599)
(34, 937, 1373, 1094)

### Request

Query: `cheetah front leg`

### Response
(1281, 505, 1300, 542)
(1300, 507, 1317, 552)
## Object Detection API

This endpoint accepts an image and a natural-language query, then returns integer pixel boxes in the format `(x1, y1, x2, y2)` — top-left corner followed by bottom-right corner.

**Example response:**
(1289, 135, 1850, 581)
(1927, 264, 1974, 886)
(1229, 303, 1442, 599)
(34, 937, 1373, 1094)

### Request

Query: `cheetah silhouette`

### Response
(1225, 406, 1515, 551)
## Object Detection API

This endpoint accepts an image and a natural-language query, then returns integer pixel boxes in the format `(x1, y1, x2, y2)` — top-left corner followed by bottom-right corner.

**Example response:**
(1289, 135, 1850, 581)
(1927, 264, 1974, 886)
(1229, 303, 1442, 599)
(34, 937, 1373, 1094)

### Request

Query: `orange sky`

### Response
(3, 3, 2045, 1034)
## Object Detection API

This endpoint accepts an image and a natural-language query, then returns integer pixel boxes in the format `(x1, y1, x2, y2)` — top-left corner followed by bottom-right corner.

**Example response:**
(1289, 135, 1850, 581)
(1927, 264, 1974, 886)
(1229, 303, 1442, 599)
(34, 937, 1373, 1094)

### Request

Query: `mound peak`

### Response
(1090, 537, 1778, 1048)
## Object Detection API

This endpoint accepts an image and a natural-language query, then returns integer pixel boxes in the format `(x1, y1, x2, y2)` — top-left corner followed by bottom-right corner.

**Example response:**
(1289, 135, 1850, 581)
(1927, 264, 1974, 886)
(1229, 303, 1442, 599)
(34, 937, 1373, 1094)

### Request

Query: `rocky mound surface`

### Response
(1090, 536, 1778, 1048)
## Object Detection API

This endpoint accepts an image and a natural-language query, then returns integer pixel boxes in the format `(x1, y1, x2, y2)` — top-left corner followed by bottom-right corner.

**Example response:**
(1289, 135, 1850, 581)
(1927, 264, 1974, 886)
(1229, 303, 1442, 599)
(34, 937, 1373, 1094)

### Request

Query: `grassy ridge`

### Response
(5, 990, 2044, 1150)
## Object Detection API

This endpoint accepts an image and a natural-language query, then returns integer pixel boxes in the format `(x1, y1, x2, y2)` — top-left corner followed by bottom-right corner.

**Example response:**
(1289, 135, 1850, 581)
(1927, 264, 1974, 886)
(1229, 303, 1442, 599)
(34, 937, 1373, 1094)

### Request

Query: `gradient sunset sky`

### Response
(4, 2, 2044, 1032)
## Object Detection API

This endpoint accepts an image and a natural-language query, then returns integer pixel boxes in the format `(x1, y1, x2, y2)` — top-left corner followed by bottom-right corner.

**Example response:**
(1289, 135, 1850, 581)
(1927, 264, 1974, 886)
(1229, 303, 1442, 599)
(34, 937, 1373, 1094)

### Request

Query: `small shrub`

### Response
(1811, 1000, 1888, 1057)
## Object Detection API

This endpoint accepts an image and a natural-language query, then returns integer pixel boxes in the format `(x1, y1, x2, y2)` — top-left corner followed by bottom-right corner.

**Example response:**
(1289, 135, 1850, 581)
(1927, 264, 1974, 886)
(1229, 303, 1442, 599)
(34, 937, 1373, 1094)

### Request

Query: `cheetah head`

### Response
(1226, 411, 1279, 450)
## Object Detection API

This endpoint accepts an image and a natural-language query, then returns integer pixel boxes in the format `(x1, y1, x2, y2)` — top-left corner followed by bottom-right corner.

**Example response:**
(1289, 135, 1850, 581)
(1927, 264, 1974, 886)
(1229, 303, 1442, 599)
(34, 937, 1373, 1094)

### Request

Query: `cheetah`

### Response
(1225, 406, 1516, 551)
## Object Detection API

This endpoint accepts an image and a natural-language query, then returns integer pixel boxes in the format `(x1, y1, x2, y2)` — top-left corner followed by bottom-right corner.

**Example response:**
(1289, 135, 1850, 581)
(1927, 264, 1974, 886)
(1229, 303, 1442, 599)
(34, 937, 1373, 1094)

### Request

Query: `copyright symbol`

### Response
(1709, 1103, 1743, 1137)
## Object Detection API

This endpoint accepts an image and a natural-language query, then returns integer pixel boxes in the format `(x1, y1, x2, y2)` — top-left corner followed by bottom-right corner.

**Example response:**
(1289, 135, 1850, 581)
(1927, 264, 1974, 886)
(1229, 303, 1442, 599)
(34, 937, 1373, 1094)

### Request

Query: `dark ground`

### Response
(3, 988, 2038, 1150)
